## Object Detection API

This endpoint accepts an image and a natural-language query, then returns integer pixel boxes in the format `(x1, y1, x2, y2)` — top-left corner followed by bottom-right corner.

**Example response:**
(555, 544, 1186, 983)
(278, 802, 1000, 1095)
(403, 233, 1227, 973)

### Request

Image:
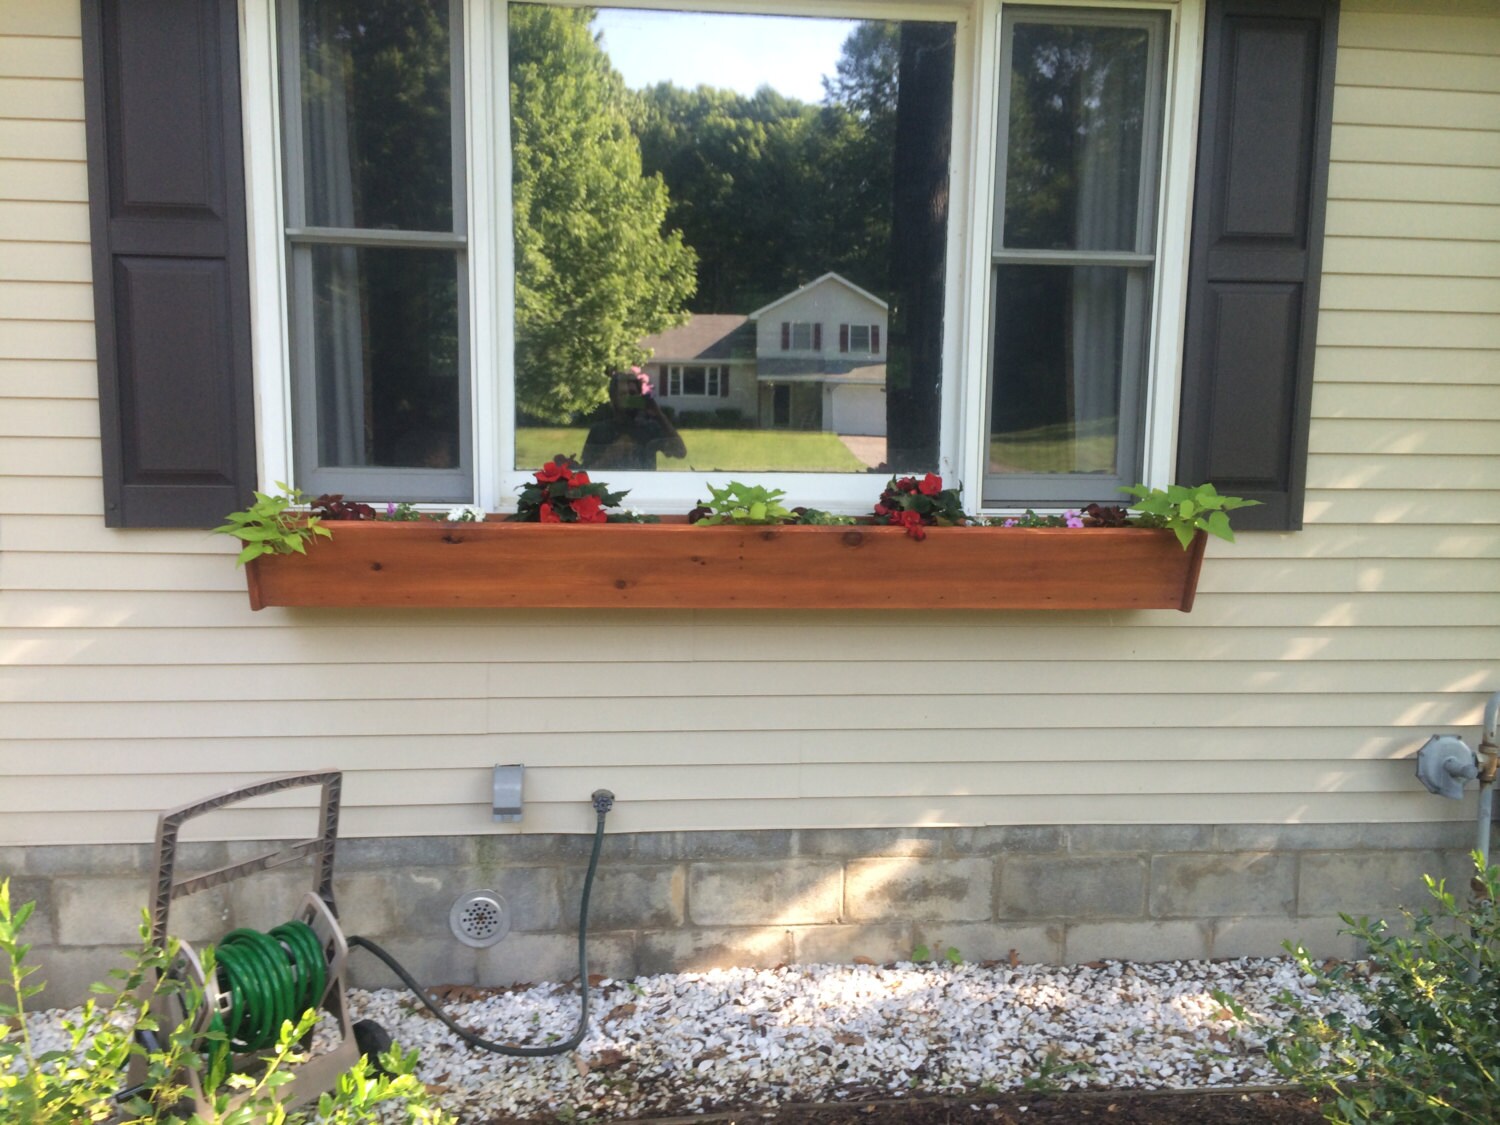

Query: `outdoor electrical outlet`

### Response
(493, 764, 524, 822)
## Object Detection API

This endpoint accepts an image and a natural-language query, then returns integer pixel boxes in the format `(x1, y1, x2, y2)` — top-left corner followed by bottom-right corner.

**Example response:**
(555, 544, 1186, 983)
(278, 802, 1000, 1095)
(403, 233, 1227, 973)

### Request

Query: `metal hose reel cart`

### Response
(129, 770, 367, 1115)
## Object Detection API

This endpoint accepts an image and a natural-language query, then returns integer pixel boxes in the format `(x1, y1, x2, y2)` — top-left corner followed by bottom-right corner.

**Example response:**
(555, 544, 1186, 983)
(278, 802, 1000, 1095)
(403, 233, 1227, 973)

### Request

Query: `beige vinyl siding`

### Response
(2, 0, 1498, 845)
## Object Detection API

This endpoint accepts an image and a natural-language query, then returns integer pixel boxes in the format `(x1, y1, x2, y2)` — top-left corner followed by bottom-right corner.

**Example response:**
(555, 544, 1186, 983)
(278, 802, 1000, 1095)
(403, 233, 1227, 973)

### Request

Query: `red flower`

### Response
(572, 494, 606, 523)
(536, 461, 572, 484)
(539, 501, 560, 523)
(896, 510, 928, 540)
(918, 473, 942, 496)
(896, 476, 917, 494)
(873, 503, 891, 518)
(570, 470, 590, 486)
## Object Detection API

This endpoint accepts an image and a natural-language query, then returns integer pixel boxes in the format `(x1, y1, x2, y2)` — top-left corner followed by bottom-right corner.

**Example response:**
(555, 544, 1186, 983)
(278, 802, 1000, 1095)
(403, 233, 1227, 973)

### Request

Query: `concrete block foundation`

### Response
(0, 822, 1477, 1006)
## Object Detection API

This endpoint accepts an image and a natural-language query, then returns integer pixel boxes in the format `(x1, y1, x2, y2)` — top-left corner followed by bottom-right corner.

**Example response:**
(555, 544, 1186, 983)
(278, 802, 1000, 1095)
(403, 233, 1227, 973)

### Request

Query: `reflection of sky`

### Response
(592, 9, 859, 103)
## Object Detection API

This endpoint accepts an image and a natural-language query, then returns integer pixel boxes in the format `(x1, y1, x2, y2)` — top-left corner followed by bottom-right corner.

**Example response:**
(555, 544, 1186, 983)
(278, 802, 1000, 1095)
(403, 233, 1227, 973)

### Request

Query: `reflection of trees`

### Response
(1003, 26, 1148, 250)
(509, 5, 697, 422)
(299, 0, 455, 231)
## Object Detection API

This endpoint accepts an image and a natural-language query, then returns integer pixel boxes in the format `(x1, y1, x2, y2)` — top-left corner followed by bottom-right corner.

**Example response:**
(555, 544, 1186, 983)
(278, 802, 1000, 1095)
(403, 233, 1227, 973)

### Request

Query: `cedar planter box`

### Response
(244, 521, 1206, 611)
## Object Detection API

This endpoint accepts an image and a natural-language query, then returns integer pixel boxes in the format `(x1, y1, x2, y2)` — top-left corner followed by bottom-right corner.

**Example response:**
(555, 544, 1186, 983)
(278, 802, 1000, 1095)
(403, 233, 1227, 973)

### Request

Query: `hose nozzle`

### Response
(591, 789, 615, 815)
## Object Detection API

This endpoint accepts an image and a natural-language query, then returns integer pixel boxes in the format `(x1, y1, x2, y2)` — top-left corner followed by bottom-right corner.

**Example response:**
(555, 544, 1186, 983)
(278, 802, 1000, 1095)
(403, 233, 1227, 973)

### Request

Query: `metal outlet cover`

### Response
(449, 890, 511, 948)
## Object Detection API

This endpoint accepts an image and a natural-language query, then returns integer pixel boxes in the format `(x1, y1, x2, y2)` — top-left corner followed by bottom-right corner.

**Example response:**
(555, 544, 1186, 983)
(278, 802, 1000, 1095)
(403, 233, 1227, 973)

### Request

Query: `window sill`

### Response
(244, 521, 1206, 611)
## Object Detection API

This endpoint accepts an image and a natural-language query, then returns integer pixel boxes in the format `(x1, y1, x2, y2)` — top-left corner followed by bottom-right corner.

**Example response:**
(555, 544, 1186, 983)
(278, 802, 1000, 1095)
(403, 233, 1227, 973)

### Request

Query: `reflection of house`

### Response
(639, 273, 888, 436)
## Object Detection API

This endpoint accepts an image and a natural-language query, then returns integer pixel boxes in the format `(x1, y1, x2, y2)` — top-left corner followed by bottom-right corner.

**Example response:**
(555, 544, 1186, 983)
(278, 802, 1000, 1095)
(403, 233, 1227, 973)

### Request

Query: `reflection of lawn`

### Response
(516, 427, 866, 472)
(989, 418, 1116, 474)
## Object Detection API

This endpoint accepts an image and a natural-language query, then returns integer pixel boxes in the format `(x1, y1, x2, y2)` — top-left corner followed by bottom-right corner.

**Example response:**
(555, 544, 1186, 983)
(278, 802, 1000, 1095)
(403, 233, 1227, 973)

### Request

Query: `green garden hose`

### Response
(212, 920, 328, 1051)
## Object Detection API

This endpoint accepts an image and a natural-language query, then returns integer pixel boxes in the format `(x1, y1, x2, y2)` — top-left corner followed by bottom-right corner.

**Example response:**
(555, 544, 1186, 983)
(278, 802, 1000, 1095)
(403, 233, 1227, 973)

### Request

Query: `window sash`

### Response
(982, 5, 1169, 507)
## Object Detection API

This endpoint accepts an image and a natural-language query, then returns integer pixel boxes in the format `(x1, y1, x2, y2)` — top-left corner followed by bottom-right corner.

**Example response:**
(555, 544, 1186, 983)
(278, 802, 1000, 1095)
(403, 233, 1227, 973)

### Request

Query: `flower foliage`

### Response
(511, 458, 630, 523)
(870, 474, 966, 540)
(989, 509, 1086, 529)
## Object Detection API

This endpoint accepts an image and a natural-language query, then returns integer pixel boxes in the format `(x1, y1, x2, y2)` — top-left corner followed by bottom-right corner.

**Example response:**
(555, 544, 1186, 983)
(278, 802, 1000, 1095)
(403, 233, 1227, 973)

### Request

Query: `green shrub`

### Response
(1223, 855, 1500, 1124)
(0, 879, 451, 1125)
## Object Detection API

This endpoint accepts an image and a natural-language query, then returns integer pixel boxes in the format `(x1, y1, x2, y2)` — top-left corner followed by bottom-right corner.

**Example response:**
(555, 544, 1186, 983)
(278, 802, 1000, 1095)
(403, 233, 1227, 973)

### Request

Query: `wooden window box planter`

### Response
(244, 521, 1207, 611)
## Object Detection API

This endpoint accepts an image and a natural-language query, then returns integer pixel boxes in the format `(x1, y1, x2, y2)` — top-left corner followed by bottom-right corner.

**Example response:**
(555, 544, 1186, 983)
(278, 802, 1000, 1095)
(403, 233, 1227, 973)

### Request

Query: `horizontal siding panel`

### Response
(0, 792, 1467, 845)
(1312, 382, 1500, 420)
(0, 37, 82, 81)
(0, 76, 82, 120)
(0, 321, 96, 362)
(5, 699, 487, 741)
(0, 4, 80, 37)
(3, 658, 1493, 705)
(1305, 452, 1500, 490)
(1335, 86, 1500, 130)
(0, 759, 1433, 815)
(7, 724, 1480, 775)
(0, 158, 88, 202)
(0, 474, 102, 513)
(1339, 11, 1500, 56)
(1308, 418, 1500, 456)
(1303, 489, 1500, 525)
(0, 435, 100, 476)
(0, 515, 220, 552)
(0, 199, 89, 241)
(1327, 162, 1500, 206)
(1322, 237, 1500, 278)
(0, 396, 99, 435)
(1196, 558, 1495, 594)
(1324, 201, 1500, 244)
(1321, 273, 1500, 312)
(0, 119, 84, 161)
(0, 280, 93, 320)
(1, 552, 243, 592)
(1314, 345, 1500, 383)
(1335, 46, 1500, 94)
(6, 624, 1498, 667)
(1330, 124, 1499, 168)
(0, 360, 96, 398)
(1318, 308, 1500, 350)
(0, 240, 91, 282)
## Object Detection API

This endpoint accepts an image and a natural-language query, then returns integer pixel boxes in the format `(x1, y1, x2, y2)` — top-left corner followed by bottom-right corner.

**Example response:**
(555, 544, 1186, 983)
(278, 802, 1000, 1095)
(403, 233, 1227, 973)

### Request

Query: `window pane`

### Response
(310, 245, 462, 469)
(296, 0, 455, 232)
(989, 263, 1132, 476)
(1002, 21, 1151, 252)
(510, 5, 952, 475)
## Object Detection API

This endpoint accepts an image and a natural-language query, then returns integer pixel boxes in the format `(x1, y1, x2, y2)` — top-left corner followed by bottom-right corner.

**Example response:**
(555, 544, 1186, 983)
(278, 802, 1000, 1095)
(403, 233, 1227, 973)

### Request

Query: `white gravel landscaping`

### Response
(22, 955, 1362, 1122)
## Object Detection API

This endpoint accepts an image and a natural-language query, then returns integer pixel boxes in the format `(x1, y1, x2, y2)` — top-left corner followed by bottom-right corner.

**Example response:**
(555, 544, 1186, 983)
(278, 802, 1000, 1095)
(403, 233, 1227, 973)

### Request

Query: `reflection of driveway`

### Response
(839, 435, 886, 468)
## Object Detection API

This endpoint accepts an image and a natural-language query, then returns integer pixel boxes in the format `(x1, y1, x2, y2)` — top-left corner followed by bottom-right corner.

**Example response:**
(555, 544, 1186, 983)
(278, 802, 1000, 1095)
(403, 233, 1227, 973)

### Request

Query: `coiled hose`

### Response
(348, 788, 614, 1057)
(213, 920, 328, 1051)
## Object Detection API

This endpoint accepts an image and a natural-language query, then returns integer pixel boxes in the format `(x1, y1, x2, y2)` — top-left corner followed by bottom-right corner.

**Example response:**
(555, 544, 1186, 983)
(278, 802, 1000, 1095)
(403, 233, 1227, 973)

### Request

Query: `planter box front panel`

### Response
(245, 523, 1205, 611)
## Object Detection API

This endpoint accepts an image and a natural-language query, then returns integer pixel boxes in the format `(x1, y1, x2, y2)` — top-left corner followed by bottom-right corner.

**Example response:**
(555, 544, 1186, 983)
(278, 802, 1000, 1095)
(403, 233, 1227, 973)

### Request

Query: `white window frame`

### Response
(240, 0, 1202, 516)
(668, 364, 724, 397)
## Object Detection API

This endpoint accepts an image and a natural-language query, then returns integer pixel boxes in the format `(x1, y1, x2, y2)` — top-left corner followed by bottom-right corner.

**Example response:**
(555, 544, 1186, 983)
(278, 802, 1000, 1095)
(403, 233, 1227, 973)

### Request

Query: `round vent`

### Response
(449, 890, 511, 948)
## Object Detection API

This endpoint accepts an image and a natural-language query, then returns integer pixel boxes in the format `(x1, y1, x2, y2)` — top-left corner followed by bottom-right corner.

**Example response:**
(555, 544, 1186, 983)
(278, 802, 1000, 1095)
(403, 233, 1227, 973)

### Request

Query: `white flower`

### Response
(446, 505, 483, 522)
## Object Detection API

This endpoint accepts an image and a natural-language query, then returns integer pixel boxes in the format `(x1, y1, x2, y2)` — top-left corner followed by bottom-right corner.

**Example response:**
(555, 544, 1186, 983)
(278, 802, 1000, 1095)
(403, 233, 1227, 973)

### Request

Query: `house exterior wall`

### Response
(2, 0, 1498, 998)
(752, 277, 887, 361)
(645, 360, 759, 425)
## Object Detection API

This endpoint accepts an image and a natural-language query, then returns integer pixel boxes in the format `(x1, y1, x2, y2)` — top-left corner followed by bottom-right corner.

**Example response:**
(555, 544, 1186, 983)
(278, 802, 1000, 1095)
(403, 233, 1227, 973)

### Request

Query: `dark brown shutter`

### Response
(839, 325, 849, 353)
(871, 325, 880, 354)
(82, 0, 257, 528)
(780, 322, 790, 350)
(721, 369, 730, 397)
(1177, 0, 1338, 531)
(813, 323, 822, 351)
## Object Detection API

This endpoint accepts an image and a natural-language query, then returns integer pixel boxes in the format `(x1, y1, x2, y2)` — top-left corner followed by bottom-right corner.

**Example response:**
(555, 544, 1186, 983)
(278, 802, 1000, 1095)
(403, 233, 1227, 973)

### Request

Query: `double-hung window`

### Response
(247, 0, 1200, 514)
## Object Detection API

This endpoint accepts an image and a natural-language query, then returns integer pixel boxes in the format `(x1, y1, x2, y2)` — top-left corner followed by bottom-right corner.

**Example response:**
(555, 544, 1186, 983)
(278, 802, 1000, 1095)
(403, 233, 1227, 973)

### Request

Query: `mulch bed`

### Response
(486, 1088, 1323, 1124)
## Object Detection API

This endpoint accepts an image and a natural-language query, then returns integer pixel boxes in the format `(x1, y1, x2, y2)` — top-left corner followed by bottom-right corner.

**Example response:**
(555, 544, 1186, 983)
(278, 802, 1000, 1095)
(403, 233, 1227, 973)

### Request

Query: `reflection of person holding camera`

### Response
(581, 367, 687, 471)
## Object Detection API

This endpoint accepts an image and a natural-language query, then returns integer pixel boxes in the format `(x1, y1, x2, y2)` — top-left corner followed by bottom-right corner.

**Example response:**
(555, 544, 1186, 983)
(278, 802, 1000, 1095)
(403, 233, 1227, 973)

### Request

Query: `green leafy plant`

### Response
(1218, 856, 1500, 1124)
(214, 484, 331, 566)
(692, 482, 795, 525)
(910, 943, 961, 966)
(987, 509, 1085, 529)
(791, 508, 857, 526)
(871, 474, 967, 540)
(1120, 482, 1260, 548)
(0, 879, 452, 1125)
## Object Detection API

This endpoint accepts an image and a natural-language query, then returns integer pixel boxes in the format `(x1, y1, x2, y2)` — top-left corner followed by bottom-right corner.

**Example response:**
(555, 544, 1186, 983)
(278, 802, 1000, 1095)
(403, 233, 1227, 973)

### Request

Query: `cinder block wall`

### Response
(2, 823, 1478, 1006)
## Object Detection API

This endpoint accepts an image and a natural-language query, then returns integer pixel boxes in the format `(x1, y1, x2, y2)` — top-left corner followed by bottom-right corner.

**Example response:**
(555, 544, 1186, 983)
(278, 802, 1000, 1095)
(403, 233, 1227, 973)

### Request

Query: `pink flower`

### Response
(1065, 510, 1085, 528)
